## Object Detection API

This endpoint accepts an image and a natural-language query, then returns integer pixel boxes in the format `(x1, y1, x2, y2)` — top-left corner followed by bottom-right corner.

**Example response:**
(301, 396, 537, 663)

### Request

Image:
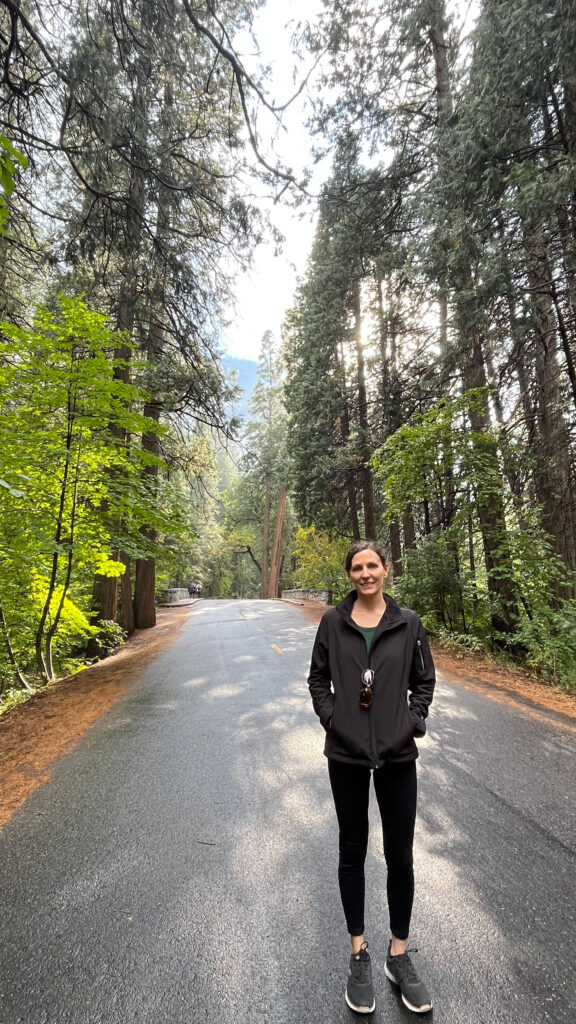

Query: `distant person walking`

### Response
(307, 540, 435, 1014)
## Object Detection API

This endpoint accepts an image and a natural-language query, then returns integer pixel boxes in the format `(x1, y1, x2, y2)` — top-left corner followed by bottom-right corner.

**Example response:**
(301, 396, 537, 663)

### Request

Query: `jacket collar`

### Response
(335, 590, 406, 630)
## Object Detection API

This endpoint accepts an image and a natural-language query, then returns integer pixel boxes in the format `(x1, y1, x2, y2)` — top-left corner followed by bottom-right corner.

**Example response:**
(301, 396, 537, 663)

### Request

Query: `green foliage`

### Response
(0, 138, 27, 234)
(0, 295, 165, 683)
(371, 390, 495, 525)
(500, 529, 576, 688)
(282, 159, 377, 537)
(432, 627, 487, 655)
(83, 619, 127, 661)
(292, 526, 350, 602)
(511, 602, 576, 690)
(393, 534, 485, 635)
(0, 687, 35, 715)
(392, 519, 576, 688)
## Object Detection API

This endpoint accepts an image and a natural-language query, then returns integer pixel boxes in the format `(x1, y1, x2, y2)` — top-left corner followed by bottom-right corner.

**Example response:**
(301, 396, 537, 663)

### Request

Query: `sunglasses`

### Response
(359, 668, 375, 710)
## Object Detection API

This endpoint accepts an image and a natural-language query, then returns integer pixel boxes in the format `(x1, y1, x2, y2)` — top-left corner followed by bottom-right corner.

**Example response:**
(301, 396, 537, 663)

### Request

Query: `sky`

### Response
(220, 0, 325, 363)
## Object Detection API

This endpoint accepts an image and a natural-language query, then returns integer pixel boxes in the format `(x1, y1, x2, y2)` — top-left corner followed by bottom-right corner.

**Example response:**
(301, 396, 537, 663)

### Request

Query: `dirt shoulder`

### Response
(0, 604, 193, 830)
(288, 597, 576, 721)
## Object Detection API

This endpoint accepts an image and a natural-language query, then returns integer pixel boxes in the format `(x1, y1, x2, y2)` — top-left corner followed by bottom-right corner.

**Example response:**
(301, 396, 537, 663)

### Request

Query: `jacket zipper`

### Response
(366, 644, 379, 769)
(347, 621, 379, 769)
(417, 639, 425, 671)
(352, 619, 404, 770)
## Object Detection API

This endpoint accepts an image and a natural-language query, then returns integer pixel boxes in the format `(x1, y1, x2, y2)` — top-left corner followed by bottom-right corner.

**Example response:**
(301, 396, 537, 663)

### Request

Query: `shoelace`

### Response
(391, 947, 420, 984)
(352, 945, 371, 984)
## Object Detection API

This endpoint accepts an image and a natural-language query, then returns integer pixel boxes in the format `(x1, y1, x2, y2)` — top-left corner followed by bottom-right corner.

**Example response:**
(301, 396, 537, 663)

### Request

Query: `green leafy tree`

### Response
(0, 137, 27, 234)
(0, 296, 165, 683)
(292, 527, 350, 603)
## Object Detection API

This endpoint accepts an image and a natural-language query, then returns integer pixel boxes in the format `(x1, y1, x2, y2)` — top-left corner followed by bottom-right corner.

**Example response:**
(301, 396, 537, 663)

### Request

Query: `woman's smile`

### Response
(348, 551, 389, 593)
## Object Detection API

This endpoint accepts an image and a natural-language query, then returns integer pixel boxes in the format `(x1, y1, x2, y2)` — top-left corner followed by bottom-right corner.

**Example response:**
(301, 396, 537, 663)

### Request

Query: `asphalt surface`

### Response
(0, 598, 575, 1024)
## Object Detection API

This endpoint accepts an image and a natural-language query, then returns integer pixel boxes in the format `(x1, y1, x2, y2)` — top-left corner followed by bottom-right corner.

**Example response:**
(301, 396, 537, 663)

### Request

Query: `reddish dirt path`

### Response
(0, 604, 192, 829)
(2, 599, 575, 832)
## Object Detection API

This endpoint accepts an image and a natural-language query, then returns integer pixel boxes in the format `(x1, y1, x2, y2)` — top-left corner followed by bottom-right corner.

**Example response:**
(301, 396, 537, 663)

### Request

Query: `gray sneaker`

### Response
(384, 942, 432, 1013)
(345, 943, 376, 1014)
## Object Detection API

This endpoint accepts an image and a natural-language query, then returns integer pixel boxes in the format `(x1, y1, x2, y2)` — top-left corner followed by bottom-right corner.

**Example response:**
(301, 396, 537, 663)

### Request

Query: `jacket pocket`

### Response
(383, 702, 419, 760)
(409, 708, 426, 737)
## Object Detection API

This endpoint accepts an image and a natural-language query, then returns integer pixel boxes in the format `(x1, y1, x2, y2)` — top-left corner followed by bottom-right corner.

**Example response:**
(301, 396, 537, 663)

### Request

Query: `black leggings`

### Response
(328, 758, 417, 941)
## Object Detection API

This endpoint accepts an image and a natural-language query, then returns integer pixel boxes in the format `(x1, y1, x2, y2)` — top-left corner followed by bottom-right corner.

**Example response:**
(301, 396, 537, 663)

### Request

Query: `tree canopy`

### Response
(2, 0, 576, 701)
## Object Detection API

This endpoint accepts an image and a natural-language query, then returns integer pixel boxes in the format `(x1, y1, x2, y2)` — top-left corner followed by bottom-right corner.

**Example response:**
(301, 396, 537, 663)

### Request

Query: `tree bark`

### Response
(260, 475, 271, 598)
(118, 552, 135, 634)
(352, 278, 376, 537)
(388, 520, 403, 579)
(0, 597, 30, 689)
(267, 488, 286, 598)
(403, 508, 417, 552)
(523, 233, 576, 581)
(460, 327, 522, 644)
(89, 19, 148, 630)
(339, 390, 361, 539)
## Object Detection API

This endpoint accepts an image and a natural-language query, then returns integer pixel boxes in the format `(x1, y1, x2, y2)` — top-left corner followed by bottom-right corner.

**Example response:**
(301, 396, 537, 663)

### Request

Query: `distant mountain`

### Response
(223, 357, 259, 426)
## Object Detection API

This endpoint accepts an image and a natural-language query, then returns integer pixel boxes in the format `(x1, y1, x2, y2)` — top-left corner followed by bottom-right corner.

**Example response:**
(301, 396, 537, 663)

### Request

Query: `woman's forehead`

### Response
(350, 551, 382, 566)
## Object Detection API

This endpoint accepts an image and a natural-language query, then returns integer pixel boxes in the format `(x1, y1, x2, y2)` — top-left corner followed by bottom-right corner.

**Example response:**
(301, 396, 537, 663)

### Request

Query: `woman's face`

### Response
(347, 549, 389, 596)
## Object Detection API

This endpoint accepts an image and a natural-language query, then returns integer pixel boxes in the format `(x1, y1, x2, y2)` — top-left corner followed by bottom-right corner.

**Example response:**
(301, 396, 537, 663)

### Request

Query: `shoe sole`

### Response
(384, 963, 433, 1014)
(345, 988, 376, 1014)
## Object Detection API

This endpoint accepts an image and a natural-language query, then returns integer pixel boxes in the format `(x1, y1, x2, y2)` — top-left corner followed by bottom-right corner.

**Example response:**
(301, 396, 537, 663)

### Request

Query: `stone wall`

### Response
(281, 588, 332, 605)
(158, 588, 190, 604)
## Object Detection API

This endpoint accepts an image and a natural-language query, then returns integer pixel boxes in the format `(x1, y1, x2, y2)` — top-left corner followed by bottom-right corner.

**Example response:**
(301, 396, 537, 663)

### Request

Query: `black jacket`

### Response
(307, 591, 435, 768)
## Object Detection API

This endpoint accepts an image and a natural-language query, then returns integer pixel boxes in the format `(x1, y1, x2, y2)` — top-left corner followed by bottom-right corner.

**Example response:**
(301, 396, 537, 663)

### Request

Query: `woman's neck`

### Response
(351, 590, 387, 624)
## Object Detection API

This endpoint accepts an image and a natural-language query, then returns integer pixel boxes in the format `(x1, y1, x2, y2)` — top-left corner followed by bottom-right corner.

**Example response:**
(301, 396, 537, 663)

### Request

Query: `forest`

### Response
(1, 0, 576, 705)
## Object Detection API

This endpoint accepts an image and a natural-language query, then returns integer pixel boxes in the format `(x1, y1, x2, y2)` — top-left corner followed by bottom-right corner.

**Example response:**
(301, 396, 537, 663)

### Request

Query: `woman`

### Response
(307, 540, 435, 1015)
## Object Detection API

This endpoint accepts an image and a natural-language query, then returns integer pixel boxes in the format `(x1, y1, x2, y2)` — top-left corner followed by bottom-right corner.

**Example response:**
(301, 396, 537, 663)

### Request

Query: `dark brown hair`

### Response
(345, 540, 389, 573)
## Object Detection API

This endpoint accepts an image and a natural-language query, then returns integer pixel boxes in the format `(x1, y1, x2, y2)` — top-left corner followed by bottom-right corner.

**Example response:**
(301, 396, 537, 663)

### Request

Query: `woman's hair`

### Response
(344, 540, 389, 573)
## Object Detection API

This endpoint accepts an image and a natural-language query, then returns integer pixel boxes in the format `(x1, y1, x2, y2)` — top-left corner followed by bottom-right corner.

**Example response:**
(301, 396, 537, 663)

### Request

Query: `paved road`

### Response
(1, 599, 575, 1024)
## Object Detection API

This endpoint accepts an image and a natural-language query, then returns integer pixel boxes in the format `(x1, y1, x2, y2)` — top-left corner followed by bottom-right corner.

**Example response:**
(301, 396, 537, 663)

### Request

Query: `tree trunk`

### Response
(133, 539, 157, 629)
(388, 520, 403, 579)
(133, 71, 175, 628)
(35, 383, 76, 681)
(428, 0, 453, 126)
(0, 597, 30, 689)
(523, 232, 576, 581)
(345, 471, 361, 540)
(89, 35, 148, 629)
(403, 508, 417, 552)
(118, 553, 135, 634)
(267, 488, 286, 598)
(352, 278, 376, 537)
(133, 398, 161, 629)
(376, 275, 390, 398)
(460, 327, 522, 644)
(339, 390, 361, 539)
(260, 475, 271, 598)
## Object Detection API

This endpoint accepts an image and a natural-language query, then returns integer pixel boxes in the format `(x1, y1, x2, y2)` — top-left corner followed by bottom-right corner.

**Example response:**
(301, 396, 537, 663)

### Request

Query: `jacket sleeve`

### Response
(408, 615, 435, 736)
(307, 614, 335, 731)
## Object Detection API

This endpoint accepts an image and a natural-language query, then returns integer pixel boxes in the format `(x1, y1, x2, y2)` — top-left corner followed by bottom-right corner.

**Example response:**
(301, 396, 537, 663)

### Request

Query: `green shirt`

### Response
(356, 624, 377, 652)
